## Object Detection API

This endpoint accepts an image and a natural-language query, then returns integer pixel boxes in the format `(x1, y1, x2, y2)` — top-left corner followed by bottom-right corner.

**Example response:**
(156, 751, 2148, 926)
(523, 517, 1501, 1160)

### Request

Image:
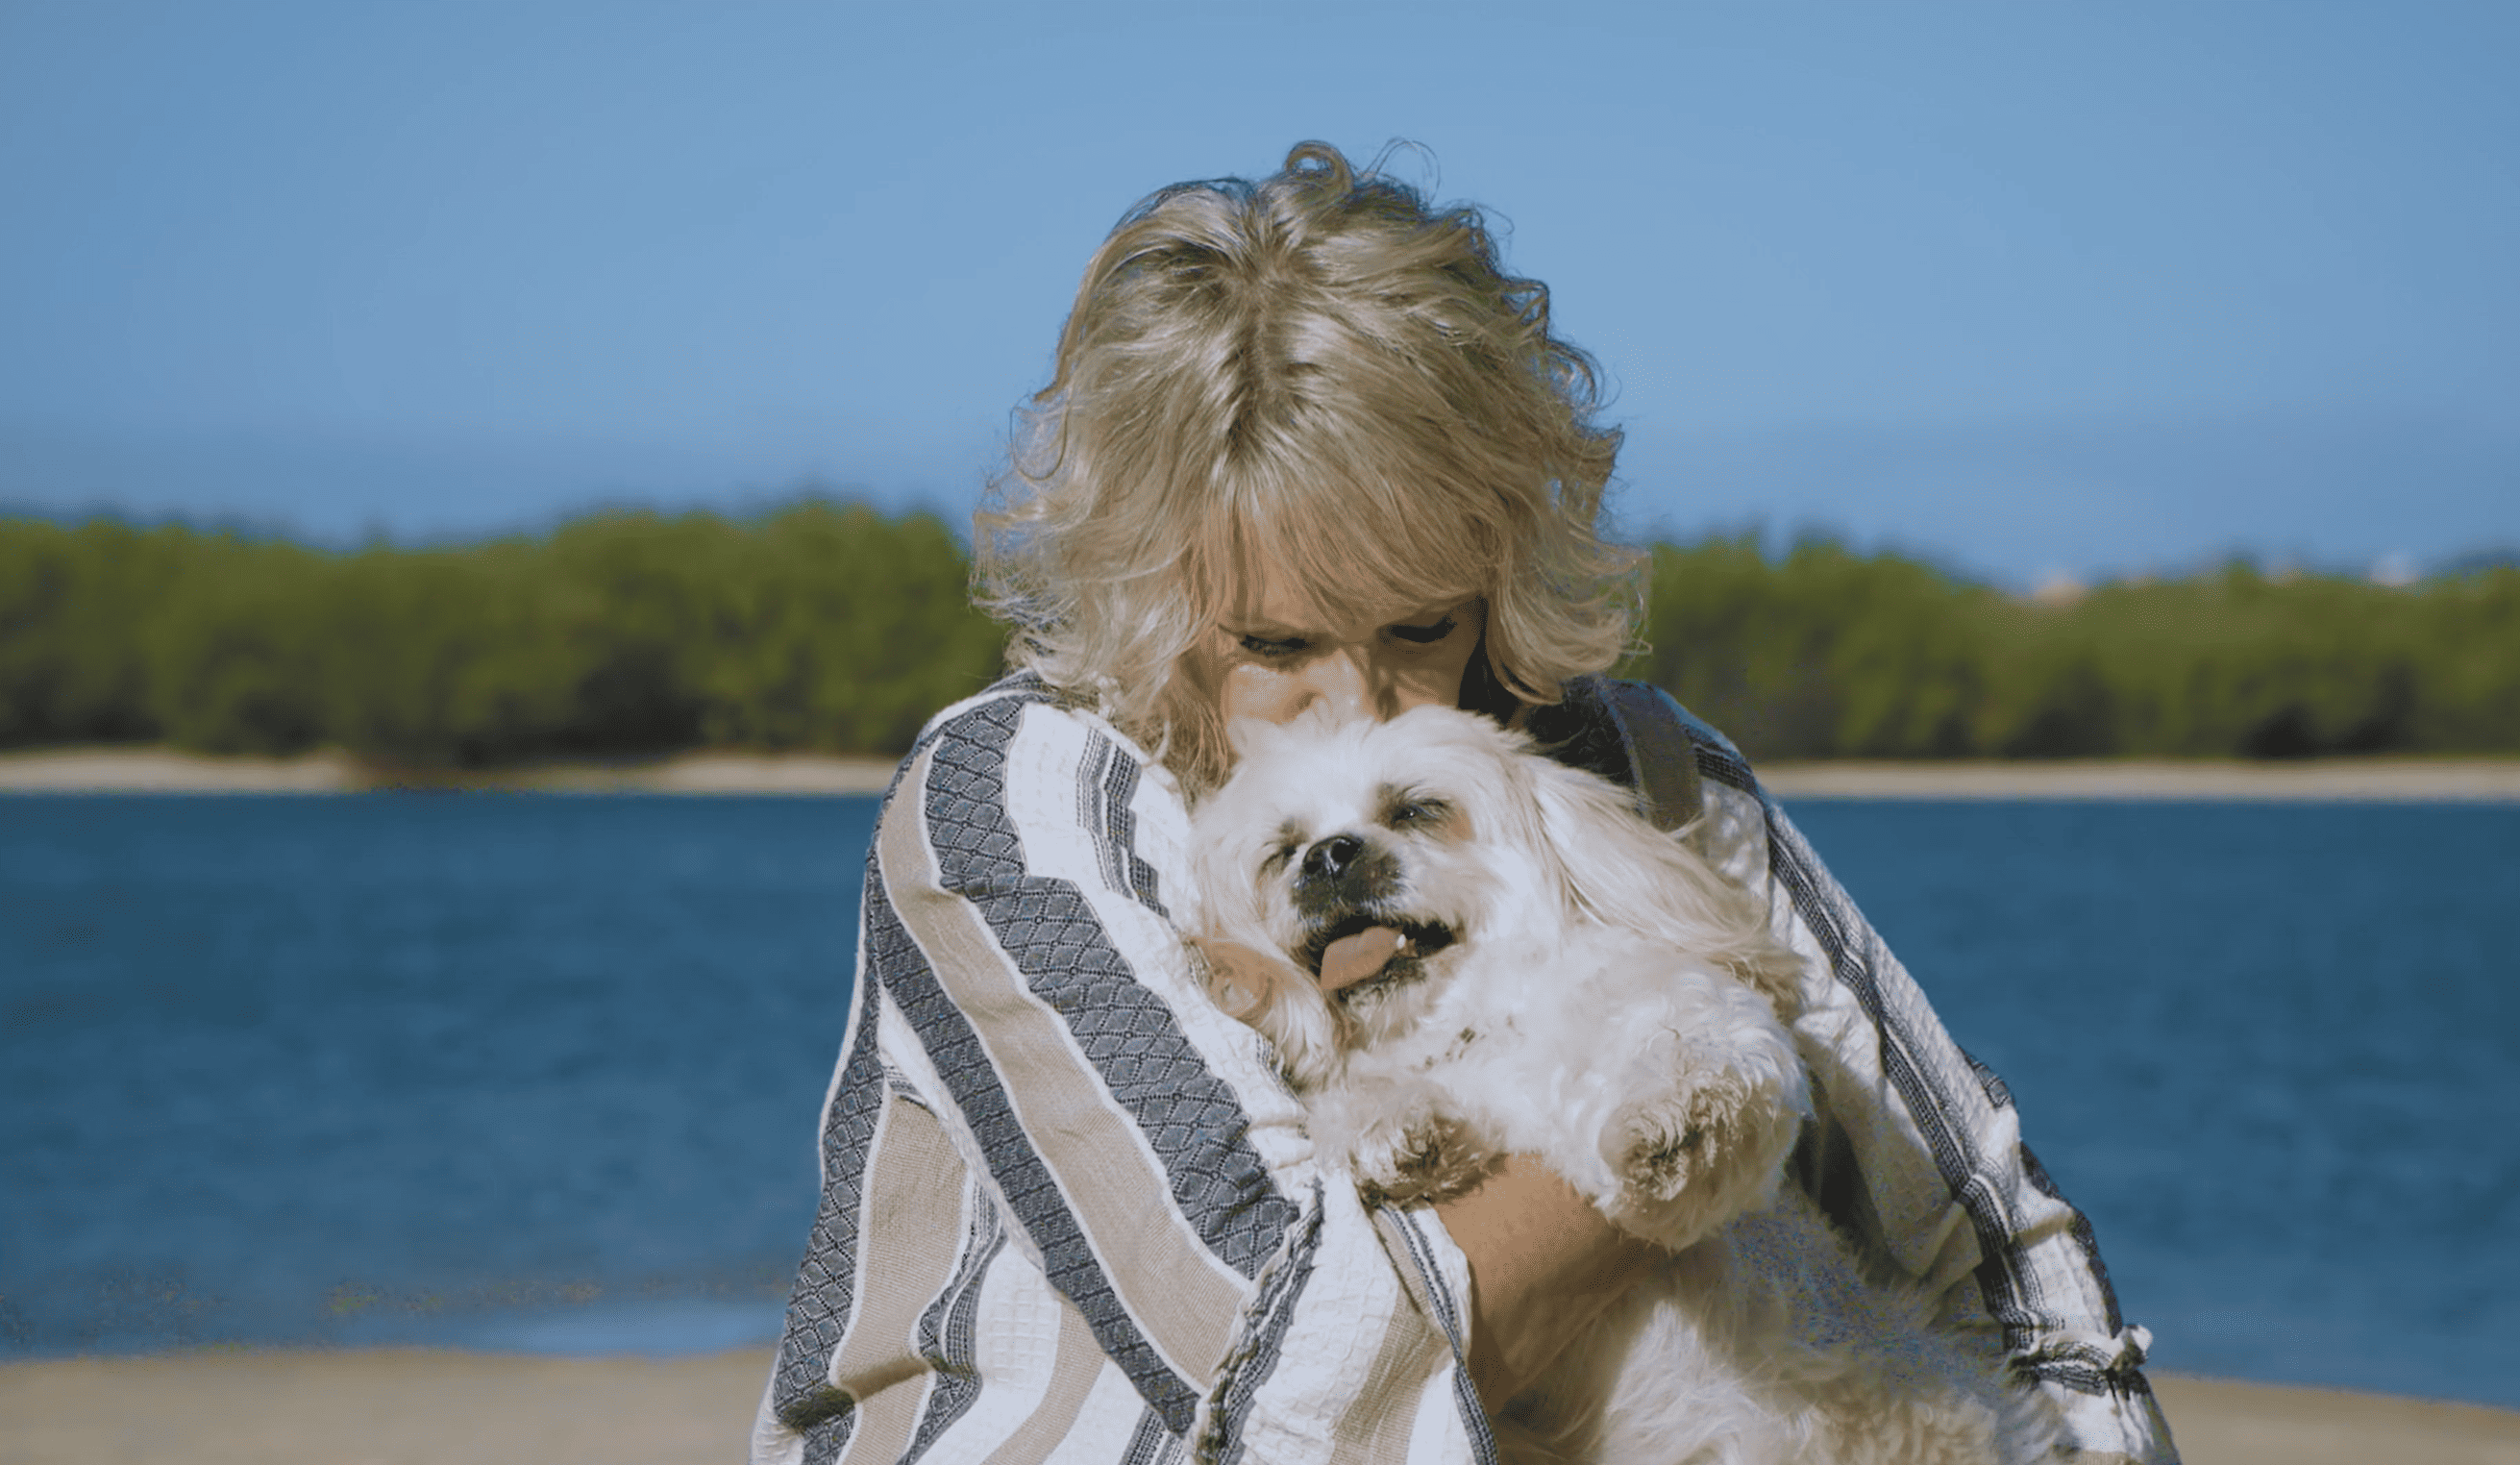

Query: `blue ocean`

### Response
(2, 793, 2513, 1409)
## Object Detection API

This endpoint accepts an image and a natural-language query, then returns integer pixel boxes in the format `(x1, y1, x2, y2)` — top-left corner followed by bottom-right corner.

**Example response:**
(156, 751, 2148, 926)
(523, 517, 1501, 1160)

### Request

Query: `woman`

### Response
(754, 143, 2172, 1465)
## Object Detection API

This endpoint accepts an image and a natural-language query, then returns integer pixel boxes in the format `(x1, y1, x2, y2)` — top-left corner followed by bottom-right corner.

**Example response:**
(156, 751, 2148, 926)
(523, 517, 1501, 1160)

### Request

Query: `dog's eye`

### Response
(1262, 837, 1303, 872)
(1387, 797, 1451, 829)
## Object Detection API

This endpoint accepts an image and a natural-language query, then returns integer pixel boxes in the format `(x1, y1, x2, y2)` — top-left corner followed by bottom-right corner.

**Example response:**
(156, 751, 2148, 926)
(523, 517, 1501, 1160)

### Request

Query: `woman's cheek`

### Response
(1216, 663, 1299, 725)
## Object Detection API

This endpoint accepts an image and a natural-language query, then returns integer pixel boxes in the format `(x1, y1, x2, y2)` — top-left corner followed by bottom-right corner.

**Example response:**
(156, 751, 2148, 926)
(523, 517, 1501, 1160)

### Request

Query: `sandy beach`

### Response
(6, 745, 2520, 801)
(2, 1349, 2516, 1464)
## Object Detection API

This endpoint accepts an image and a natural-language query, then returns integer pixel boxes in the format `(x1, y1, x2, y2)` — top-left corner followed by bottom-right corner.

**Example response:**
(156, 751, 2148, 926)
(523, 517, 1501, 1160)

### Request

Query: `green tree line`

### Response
(3, 504, 2514, 764)
(1626, 537, 2520, 759)
(0, 502, 1003, 765)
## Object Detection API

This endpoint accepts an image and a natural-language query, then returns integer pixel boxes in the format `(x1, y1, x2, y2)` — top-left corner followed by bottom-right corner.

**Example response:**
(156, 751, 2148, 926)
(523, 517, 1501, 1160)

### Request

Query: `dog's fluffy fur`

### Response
(1190, 706, 2056, 1465)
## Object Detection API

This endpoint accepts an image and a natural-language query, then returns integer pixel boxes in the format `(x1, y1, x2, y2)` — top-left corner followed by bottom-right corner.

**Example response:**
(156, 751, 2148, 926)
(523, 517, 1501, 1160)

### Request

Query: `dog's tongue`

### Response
(1319, 926, 1407, 994)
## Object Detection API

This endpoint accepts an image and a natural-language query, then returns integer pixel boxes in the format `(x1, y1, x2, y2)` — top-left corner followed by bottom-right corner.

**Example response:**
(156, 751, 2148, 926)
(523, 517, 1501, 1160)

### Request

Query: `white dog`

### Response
(1189, 706, 2056, 1465)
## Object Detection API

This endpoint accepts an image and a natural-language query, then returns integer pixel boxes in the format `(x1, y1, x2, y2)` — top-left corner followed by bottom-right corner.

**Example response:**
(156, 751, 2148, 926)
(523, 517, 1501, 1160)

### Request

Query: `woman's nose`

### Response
(1296, 649, 1377, 720)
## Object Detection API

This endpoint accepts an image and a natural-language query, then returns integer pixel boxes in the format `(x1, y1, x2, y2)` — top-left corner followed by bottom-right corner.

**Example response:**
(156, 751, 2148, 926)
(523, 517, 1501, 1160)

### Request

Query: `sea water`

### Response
(2, 793, 2513, 1408)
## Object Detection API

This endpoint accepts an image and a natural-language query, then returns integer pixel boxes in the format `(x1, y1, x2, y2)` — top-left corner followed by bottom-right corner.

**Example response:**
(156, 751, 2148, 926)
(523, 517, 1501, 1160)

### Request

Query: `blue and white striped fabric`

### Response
(752, 675, 2176, 1465)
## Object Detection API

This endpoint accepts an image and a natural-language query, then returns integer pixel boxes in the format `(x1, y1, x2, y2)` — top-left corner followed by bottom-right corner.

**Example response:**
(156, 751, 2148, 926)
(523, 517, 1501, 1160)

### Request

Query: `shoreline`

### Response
(5, 744, 2520, 801)
(1, 1352, 2514, 1465)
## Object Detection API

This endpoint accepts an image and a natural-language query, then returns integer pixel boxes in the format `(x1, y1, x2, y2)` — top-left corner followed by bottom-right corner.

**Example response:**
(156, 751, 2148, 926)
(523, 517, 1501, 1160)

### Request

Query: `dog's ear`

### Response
(1526, 758, 1804, 1017)
(1526, 761, 1685, 920)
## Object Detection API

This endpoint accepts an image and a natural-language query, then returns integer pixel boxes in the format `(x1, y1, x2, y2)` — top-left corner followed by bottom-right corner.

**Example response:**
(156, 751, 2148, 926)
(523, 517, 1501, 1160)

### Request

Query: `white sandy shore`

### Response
(6, 745, 2520, 801)
(1, 1350, 2514, 1465)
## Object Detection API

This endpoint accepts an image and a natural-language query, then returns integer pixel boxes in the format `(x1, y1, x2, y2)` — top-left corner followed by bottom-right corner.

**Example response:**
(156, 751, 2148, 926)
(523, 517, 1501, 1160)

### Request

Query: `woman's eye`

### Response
(1388, 615, 1458, 646)
(1237, 633, 1307, 658)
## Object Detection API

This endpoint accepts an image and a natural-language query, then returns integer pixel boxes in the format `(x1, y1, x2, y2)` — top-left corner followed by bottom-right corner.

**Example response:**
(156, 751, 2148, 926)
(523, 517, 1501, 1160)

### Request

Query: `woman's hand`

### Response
(1439, 1155, 1665, 1411)
(1204, 933, 1662, 1410)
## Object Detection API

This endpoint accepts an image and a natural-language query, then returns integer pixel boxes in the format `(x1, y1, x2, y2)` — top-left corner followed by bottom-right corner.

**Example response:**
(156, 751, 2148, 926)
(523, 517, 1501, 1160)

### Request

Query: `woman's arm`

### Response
(758, 680, 1506, 1465)
(1440, 1155, 1665, 1407)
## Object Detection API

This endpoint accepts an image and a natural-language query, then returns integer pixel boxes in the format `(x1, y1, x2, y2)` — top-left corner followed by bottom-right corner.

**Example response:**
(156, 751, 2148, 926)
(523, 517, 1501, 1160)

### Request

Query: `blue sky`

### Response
(2, 1, 2512, 584)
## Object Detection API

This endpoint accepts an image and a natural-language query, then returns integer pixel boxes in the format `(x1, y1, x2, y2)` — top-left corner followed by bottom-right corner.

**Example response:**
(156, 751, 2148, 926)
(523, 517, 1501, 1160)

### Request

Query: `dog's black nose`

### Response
(1301, 833, 1365, 882)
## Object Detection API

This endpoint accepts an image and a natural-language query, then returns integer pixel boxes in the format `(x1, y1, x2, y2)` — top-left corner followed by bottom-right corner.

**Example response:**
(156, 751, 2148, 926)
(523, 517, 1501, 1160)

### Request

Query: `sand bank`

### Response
(0, 1347, 772, 1465)
(2152, 1374, 2520, 1465)
(2, 1351, 2515, 1464)
(0, 747, 370, 792)
(6, 745, 2519, 801)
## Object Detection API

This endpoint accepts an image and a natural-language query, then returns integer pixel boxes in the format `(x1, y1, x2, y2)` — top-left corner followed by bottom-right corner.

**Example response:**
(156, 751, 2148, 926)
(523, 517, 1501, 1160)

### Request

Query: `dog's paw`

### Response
(1356, 1114, 1499, 1207)
(1604, 1059, 1805, 1247)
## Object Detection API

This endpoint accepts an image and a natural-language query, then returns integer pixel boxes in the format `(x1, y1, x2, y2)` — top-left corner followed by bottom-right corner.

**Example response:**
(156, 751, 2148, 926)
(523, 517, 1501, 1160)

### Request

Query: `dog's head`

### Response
(1190, 703, 1803, 1075)
(1190, 705, 1583, 1055)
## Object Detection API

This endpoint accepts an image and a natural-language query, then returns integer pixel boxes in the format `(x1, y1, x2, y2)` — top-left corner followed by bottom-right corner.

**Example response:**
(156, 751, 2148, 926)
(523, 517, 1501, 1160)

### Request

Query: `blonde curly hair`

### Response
(976, 141, 1640, 789)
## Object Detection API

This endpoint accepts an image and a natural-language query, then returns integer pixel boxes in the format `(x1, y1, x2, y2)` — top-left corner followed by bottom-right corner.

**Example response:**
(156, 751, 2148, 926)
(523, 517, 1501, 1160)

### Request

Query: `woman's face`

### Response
(1193, 563, 1486, 729)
